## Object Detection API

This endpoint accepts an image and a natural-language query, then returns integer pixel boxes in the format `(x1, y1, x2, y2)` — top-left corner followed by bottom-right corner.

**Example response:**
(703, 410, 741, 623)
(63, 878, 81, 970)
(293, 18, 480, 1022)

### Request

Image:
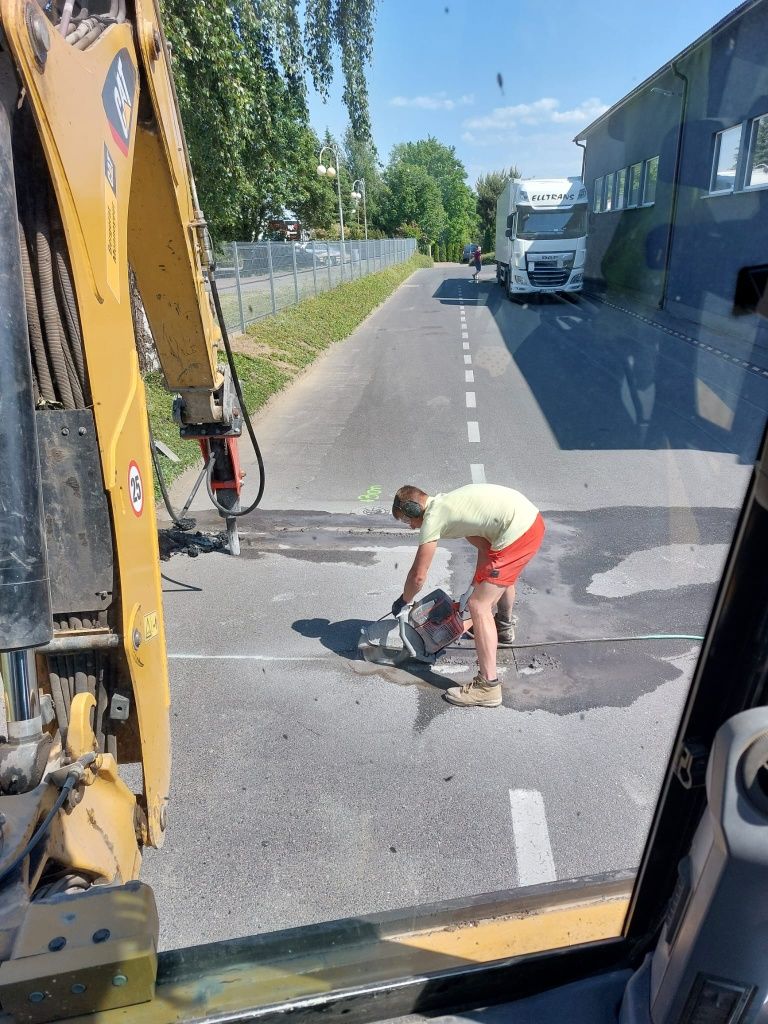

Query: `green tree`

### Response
(160, 0, 376, 240)
(387, 137, 477, 248)
(475, 166, 521, 250)
(343, 125, 384, 232)
(380, 163, 447, 246)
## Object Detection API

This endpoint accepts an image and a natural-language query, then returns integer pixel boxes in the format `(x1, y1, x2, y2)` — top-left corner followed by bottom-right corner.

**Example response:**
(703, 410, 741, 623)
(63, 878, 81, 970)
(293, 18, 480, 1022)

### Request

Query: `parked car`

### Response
(299, 242, 342, 266)
(461, 244, 480, 263)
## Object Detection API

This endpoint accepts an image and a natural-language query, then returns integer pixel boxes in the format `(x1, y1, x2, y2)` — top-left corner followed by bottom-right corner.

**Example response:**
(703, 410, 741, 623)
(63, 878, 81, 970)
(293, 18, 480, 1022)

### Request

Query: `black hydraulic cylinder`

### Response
(0, 78, 52, 651)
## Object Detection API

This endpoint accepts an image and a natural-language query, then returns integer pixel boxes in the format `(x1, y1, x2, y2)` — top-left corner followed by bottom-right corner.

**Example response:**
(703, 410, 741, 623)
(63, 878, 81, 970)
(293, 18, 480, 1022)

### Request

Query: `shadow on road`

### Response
(431, 273, 766, 462)
(291, 616, 457, 698)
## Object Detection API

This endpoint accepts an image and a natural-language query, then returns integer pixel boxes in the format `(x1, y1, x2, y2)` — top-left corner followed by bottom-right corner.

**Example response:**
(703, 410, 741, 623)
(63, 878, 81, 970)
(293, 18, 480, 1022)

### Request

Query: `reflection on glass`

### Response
(604, 171, 615, 211)
(711, 123, 742, 192)
(615, 168, 627, 210)
(746, 113, 768, 188)
(627, 161, 642, 206)
(517, 208, 588, 239)
(593, 176, 604, 212)
(642, 156, 658, 204)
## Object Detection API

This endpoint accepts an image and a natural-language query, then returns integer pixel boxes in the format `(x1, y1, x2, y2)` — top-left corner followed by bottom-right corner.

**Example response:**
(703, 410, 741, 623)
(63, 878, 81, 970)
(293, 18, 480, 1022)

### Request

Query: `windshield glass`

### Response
(517, 207, 588, 239)
(127, 0, 768, 973)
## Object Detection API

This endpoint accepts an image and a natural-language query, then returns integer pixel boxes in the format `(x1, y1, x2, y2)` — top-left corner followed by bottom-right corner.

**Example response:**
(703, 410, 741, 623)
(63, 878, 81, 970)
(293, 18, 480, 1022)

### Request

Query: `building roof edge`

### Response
(573, 0, 762, 142)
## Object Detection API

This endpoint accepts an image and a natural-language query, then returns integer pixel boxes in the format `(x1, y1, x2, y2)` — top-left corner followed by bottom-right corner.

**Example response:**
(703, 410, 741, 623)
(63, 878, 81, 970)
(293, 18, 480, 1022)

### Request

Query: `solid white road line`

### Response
(508, 789, 556, 885)
(471, 463, 486, 484)
(465, 370, 474, 382)
(466, 392, 476, 408)
(467, 421, 480, 442)
(464, 354, 472, 364)
(169, 654, 326, 662)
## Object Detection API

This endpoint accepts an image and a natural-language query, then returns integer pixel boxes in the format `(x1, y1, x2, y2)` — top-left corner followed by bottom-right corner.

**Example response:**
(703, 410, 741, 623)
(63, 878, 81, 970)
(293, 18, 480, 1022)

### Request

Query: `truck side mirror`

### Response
(505, 229, 513, 238)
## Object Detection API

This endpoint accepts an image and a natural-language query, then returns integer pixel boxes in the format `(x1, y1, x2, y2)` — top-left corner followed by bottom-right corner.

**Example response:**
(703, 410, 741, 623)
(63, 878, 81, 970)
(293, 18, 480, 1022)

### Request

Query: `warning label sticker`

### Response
(104, 144, 119, 300)
(128, 460, 144, 516)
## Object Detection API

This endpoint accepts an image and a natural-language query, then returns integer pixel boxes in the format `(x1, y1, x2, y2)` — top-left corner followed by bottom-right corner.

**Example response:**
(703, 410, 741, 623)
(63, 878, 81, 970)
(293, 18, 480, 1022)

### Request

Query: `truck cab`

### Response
(495, 177, 588, 297)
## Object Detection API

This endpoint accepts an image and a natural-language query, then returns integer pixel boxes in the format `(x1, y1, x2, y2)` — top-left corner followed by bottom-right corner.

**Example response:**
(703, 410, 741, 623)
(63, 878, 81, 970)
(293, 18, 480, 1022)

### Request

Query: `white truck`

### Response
(495, 177, 588, 298)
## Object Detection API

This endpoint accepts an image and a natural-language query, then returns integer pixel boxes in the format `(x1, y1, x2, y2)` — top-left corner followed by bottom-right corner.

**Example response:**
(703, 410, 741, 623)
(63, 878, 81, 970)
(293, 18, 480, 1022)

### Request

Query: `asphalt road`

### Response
(145, 267, 768, 951)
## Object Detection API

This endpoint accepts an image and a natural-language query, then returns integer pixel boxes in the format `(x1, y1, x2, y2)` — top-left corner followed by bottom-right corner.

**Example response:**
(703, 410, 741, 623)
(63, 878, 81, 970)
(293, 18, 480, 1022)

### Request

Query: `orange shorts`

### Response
(473, 513, 545, 588)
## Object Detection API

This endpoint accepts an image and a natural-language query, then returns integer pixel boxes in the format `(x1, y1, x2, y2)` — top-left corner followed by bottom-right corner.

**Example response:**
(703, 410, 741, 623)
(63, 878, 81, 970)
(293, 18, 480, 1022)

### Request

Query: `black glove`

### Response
(391, 595, 407, 617)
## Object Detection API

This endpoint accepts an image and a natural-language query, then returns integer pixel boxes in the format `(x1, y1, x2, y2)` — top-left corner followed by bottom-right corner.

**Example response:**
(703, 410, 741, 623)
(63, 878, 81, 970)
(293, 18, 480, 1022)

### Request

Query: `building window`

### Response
(642, 156, 659, 205)
(627, 162, 643, 207)
(745, 113, 768, 189)
(710, 124, 743, 193)
(593, 176, 604, 213)
(604, 171, 615, 211)
(615, 168, 627, 210)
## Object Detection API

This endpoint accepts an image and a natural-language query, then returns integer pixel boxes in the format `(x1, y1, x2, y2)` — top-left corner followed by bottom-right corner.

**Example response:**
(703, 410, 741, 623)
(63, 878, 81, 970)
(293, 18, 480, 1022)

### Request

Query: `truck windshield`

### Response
(517, 207, 587, 239)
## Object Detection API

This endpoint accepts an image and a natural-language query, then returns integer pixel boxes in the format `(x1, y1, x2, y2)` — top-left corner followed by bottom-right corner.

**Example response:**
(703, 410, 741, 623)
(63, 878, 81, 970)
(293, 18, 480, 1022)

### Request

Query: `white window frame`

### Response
(626, 162, 643, 208)
(593, 176, 604, 213)
(642, 156, 659, 206)
(709, 123, 744, 195)
(744, 113, 768, 192)
(604, 171, 615, 212)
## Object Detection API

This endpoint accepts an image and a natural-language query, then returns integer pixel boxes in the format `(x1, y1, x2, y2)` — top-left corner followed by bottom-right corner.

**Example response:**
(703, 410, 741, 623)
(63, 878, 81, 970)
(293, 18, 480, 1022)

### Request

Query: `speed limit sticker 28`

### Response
(128, 460, 144, 516)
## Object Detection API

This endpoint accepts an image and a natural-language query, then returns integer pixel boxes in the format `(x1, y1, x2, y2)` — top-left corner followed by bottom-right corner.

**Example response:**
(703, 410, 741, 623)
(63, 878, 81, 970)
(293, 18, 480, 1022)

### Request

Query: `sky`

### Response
(307, 0, 742, 186)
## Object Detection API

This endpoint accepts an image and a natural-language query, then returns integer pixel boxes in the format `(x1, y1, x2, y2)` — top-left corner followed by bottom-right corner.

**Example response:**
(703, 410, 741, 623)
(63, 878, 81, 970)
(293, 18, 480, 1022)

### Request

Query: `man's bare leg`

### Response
(497, 584, 516, 620)
(467, 581, 505, 680)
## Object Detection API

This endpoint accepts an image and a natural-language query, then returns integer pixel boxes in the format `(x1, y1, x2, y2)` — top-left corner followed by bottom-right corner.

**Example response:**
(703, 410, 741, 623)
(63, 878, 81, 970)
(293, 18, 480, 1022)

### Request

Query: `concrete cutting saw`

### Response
(358, 588, 470, 666)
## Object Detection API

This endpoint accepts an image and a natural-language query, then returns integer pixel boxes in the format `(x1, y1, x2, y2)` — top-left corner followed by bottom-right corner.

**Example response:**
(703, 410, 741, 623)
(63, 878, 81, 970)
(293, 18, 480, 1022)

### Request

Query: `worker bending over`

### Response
(391, 483, 545, 708)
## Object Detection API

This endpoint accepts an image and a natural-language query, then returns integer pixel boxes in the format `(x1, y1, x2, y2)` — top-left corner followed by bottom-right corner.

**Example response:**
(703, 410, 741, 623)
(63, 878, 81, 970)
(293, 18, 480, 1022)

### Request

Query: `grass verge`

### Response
(145, 253, 432, 498)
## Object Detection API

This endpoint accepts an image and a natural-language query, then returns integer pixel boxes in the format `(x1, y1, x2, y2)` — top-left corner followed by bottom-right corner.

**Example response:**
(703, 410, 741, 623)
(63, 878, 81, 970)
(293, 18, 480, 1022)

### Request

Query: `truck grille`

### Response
(528, 266, 570, 287)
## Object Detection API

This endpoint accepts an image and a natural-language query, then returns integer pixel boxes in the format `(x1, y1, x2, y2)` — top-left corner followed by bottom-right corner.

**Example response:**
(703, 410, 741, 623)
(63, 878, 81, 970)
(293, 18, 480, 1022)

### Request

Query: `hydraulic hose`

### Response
(0, 773, 76, 887)
(206, 273, 266, 516)
(148, 420, 195, 531)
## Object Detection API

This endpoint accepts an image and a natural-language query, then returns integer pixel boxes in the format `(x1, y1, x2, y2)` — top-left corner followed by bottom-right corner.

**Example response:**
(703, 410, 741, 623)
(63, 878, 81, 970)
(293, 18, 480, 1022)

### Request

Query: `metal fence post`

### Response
(232, 242, 246, 333)
(326, 242, 332, 288)
(266, 239, 277, 315)
(311, 244, 317, 296)
(291, 242, 299, 305)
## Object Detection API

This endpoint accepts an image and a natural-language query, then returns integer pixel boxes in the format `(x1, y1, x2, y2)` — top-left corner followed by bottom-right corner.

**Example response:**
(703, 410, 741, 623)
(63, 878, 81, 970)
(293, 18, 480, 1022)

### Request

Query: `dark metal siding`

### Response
(580, 0, 768, 335)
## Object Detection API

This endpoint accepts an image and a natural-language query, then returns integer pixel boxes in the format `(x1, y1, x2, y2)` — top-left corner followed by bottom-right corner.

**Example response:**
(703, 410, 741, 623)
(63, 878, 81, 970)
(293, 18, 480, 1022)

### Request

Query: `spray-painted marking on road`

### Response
(464, 354, 472, 365)
(358, 485, 382, 501)
(467, 421, 480, 443)
(465, 370, 474, 382)
(466, 392, 476, 408)
(508, 789, 556, 885)
(471, 463, 486, 484)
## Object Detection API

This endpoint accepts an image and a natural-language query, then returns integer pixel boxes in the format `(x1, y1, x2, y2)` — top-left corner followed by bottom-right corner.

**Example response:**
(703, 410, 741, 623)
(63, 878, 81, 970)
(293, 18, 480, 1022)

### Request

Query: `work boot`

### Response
(444, 674, 502, 708)
(464, 614, 517, 646)
(495, 614, 517, 647)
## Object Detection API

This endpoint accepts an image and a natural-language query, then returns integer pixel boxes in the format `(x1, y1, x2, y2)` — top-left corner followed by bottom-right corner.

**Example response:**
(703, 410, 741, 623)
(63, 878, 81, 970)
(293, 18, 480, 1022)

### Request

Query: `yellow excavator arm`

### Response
(0, 0, 243, 1015)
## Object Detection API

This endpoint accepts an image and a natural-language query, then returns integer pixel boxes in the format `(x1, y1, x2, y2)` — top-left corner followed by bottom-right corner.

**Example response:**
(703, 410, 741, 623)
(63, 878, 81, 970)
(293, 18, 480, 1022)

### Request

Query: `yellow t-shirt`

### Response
(418, 484, 539, 551)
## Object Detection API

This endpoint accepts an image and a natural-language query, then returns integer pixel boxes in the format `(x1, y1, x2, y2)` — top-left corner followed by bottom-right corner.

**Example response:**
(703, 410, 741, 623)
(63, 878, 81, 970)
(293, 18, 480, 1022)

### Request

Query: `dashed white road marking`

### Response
(463, 342, 470, 350)
(467, 421, 480, 442)
(471, 463, 486, 484)
(462, 332, 469, 339)
(464, 354, 472, 364)
(465, 370, 474, 382)
(466, 392, 476, 408)
(508, 789, 556, 885)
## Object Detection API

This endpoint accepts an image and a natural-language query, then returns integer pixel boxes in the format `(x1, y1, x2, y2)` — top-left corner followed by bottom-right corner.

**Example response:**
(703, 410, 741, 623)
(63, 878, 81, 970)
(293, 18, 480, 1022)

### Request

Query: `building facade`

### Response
(575, 0, 768, 338)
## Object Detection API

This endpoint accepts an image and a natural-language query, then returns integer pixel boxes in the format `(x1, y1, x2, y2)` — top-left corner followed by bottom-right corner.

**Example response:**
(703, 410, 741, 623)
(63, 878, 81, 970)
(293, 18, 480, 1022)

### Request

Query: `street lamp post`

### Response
(351, 179, 368, 242)
(317, 145, 346, 280)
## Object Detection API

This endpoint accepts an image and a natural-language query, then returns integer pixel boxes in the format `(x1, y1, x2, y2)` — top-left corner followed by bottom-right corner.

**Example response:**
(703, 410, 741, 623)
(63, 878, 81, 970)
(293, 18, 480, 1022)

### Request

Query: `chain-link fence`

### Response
(214, 237, 418, 333)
